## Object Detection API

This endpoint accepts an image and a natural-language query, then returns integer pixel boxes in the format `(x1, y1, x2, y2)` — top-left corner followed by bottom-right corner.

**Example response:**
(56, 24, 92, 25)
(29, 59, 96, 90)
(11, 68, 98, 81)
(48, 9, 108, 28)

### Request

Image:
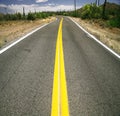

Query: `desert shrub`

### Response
(81, 4, 92, 19)
(0, 13, 4, 21)
(0, 13, 23, 21)
(35, 12, 49, 19)
(81, 4, 102, 19)
(107, 16, 120, 28)
(41, 13, 47, 18)
(35, 12, 42, 19)
(0, 11, 52, 21)
(27, 12, 36, 20)
(16, 13, 22, 20)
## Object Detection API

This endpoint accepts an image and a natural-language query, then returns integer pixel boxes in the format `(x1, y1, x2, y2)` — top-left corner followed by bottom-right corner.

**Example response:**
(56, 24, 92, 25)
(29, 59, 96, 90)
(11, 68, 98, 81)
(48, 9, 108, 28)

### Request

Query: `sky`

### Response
(0, 0, 119, 14)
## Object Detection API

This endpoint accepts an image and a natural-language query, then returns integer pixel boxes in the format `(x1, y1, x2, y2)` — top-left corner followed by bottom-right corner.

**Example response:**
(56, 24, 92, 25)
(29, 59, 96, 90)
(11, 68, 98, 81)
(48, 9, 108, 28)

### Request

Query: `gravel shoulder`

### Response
(0, 17, 56, 48)
(71, 17, 120, 54)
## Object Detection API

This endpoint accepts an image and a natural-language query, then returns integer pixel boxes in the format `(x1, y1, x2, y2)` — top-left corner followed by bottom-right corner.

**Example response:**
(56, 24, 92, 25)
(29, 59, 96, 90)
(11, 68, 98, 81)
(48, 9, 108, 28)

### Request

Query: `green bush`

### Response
(0, 13, 4, 21)
(0, 13, 23, 21)
(27, 12, 36, 20)
(80, 4, 102, 19)
(0, 11, 52, 21)
(81, 4, 92, 19)
(16, 13, 22, 20)
(107, 16, 120, 28)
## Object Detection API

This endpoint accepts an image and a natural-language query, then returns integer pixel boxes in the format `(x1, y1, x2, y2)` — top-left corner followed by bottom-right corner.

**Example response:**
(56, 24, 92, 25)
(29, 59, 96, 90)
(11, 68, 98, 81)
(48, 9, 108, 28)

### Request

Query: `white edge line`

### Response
(69, 17, 120, 59)
(0, 19, 57, 55)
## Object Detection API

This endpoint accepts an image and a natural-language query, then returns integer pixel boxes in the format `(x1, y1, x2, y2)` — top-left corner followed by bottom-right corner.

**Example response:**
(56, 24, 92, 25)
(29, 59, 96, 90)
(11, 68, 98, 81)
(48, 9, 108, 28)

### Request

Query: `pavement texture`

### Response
(0, 19, 59, 116)
(0, 17, 120, 116)
(63, 17, 120, 116)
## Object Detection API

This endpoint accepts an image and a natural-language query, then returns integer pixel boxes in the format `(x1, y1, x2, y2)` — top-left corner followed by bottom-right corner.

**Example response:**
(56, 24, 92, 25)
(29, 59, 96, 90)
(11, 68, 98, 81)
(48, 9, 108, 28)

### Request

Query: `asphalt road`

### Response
(0, 17, 120, 116)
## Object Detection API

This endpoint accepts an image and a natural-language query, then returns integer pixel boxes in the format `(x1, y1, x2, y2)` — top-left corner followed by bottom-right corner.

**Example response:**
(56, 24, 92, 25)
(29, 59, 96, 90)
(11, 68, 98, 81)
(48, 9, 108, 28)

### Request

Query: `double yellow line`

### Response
(51, 18, 69, 116)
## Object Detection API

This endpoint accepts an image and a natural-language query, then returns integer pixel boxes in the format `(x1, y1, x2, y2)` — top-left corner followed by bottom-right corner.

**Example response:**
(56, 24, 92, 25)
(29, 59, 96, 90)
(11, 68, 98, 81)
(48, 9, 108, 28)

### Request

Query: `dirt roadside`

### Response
(71, 17, 120, 55)
(0, 17, 56, 48)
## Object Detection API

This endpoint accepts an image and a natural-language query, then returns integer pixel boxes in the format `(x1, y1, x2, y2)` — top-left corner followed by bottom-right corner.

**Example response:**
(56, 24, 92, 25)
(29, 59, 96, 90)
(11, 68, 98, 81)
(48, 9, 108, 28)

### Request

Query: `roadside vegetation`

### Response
(79, 2, 120, 28)
(53, 2, 120, 53)
(0, 9, 57, 48)
(0, 11, 55, 48)
(67, 2, 120, 54)
(57, 2, 120, 28)
(0, 1, 120, 53)
(0, 2, 119, 28)
(0, 11, 54, 21)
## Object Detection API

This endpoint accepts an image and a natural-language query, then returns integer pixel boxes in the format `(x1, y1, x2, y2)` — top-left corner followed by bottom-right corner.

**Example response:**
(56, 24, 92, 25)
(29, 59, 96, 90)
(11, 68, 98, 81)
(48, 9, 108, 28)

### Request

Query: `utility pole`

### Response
(95, 0, 97, 5)
(95, 0, 100, 6)
(102, 0, 107, 19)
(34, 8, 36, 13)
(98, 0, 100, 6)
(23, 7, 25, 19)
(74, 0, 76, 16)
(4, 7, 7, 14)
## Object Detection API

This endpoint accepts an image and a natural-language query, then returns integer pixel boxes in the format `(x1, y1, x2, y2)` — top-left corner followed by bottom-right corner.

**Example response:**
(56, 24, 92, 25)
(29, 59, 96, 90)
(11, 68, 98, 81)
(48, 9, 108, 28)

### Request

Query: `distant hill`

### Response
(77, 2, 120, 16)
(101, 2, 120, 16)
(103, 2, 120, 11)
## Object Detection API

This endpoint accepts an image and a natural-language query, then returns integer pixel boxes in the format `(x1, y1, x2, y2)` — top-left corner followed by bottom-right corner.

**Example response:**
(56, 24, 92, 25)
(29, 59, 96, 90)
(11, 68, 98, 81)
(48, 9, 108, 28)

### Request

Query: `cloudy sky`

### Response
(0, 0, 119, 14)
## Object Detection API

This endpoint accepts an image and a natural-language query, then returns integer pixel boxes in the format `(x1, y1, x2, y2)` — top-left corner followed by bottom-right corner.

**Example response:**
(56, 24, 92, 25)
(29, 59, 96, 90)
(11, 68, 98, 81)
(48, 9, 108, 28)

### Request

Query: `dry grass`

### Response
(72, 17, 120, 54)
(0, 17, 56, 48)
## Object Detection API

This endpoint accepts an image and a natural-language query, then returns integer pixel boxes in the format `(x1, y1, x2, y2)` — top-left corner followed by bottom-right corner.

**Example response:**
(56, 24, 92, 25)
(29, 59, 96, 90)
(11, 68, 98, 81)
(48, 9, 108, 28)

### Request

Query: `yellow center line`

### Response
(51, 18, 69, 116)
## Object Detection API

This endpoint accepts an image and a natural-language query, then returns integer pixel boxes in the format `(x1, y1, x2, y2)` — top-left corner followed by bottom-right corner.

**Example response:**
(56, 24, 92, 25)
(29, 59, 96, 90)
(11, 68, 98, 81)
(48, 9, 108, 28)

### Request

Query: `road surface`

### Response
(0, 17, 120, 116)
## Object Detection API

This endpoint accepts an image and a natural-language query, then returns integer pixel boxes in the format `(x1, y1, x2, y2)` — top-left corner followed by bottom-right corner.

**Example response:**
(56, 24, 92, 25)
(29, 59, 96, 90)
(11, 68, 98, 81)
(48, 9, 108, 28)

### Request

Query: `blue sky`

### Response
(0, 0, 119, 13)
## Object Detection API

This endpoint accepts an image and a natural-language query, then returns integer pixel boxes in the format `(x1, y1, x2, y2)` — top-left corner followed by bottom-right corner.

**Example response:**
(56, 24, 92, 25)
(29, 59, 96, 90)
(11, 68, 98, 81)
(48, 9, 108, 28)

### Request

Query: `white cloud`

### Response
(47, 3, 55, 6)
(36, 0, 48, 3)
(0, 4, 82, 14)
(0, 4, 7, 8)
(17, 0, 23, 1)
